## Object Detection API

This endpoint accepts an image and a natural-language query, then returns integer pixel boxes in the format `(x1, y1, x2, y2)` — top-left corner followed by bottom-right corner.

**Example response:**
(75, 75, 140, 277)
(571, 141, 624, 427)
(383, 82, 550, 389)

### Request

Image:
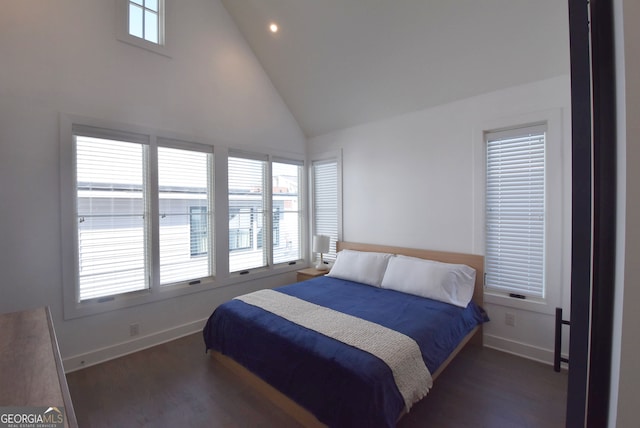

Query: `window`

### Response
(158, 145, 213, 285)
(63, 118, 305, 318)
(69, 125, 214, 307)
(228, 154, 267, 273)
(190, 207, 208, 257)
(485, 124, 546, 299)
(229, 207, 253, 252)
(311, 159, 340, 261)
(117, 0, 168, 57)
(75, 134, 149, 301)
(227, 153, 304, 273)
(272, 160, 303, 265)
(128, 0, 162, 44)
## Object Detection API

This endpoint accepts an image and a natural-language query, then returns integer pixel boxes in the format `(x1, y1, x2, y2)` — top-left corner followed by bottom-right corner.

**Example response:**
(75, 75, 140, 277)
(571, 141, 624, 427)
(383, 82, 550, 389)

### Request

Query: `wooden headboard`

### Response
(336, 241, 485, 310)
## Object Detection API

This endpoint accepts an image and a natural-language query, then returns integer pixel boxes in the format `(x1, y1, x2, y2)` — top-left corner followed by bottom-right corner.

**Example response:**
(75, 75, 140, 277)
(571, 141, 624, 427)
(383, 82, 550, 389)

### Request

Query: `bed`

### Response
(203, 242, 488, 427)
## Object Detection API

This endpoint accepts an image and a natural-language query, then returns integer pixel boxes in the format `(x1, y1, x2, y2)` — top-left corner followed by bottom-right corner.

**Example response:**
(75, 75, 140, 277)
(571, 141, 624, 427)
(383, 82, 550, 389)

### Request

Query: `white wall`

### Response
(610, 0, 640, 425)
(308, 75, 572, 364)
(0, 0, 305, 370)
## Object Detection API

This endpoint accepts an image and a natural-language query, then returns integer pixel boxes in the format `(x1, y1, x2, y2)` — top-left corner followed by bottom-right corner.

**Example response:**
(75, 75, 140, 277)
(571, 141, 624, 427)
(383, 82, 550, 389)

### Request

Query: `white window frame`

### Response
(473, 109, 565, 315)
(309, 150, 343, 264)
(485, 123, 547, 299)
(62, 116, 307, 319)
(227, 150, 306, 276)
(116, 0, 170, 58)
(60, 115, 214, 319)
(272, 157, 305, 266)
(156, 138, 215, 286)
(227, 151, 269, 274)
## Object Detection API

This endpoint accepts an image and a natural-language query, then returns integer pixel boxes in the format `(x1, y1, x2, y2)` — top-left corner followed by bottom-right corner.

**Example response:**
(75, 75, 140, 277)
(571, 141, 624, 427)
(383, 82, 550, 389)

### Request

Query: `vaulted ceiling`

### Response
(221, 0, 570, 138)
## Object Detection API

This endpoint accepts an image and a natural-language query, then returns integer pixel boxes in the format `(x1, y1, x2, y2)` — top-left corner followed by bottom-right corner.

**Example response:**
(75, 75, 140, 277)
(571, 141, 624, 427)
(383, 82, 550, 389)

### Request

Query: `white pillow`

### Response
(380, 255, 476, 307)
(326, 249, 393, 287)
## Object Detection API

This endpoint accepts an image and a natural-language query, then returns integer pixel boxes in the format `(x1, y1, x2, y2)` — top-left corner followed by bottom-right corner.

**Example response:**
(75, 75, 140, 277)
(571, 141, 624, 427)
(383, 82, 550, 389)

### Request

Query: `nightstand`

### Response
(296, 267, 328, 282)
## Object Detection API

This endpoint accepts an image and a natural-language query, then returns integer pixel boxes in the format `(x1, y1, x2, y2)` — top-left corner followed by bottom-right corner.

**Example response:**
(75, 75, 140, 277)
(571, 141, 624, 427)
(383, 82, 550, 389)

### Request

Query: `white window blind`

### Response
(272, 160, 302, 265)
(485, 124, 546, 298)
(228, 154, 267, 273)
(75, 134, 149, 301)
(158, 146, 213, 285)
(312, 159, 339, 260)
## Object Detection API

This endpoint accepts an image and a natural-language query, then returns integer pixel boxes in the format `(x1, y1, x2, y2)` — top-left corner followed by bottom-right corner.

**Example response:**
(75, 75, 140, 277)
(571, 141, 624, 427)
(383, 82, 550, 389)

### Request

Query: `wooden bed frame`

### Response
(210, 241, 485, 427)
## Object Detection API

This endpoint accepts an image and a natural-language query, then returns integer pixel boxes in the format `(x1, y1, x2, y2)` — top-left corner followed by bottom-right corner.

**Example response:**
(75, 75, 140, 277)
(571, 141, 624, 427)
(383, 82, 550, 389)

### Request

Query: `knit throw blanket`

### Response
(235, 289, 433, 411)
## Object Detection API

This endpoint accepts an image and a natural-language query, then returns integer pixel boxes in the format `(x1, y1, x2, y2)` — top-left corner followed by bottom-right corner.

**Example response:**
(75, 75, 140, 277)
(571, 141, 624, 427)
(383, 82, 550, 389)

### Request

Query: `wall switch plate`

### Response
(505, 312, 516, 327)
(129, 323, 140, 336)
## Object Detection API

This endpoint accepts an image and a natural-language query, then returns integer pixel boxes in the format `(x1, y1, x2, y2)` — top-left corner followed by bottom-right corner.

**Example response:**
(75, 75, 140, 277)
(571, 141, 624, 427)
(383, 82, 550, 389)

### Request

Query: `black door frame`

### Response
(567, 0, 616, 426)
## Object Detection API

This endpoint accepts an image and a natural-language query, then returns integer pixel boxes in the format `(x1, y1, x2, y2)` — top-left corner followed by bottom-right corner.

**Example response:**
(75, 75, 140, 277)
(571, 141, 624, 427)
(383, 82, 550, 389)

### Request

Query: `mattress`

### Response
(203, 276, 488, 428)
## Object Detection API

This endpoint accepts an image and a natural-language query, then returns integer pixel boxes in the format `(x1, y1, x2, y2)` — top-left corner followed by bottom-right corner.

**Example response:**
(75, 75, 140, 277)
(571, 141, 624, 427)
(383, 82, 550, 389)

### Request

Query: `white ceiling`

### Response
(221, 0, 570, 138)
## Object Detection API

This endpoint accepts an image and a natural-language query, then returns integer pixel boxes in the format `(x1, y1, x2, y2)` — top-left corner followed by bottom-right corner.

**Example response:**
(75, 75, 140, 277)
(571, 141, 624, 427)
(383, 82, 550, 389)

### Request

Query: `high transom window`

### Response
(128, 0, 162, 45)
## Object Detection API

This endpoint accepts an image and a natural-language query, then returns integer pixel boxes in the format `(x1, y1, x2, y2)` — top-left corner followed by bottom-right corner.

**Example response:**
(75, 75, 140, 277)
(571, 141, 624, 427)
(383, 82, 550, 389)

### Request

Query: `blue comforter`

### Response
(203, 276, 488, 428)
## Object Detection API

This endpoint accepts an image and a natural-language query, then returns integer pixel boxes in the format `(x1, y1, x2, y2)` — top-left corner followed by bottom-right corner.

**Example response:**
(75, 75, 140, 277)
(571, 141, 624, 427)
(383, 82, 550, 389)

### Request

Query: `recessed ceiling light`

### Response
(269, 23, 279, 33)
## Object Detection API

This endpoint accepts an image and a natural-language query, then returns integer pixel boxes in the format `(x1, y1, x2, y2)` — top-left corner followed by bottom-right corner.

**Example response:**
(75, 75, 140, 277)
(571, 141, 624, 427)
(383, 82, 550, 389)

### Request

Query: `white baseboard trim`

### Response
(483, 333, 568, 369)
(64, 324, 570, 374)
(63, 318, 208, 373)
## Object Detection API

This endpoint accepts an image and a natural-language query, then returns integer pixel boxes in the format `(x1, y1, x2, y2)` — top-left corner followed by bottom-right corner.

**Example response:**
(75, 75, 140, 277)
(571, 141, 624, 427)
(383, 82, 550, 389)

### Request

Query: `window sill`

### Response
(64, 277, 213, 320)
(63, 262, 305, 320)
(117, 33, 171, 58)
(484, 291, 557, 315)
(226, 260, 304, 284)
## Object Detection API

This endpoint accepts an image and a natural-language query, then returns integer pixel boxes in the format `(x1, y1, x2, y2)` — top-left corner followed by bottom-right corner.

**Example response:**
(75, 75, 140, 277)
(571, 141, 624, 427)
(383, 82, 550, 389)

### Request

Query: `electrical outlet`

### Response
(505, 312, 516, 327)
(129, 323, 140, 337)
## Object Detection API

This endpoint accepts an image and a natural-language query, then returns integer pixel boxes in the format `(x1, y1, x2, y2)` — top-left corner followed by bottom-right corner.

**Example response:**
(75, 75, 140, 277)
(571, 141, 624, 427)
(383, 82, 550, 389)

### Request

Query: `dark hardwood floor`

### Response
(66, 333, 567, 427)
